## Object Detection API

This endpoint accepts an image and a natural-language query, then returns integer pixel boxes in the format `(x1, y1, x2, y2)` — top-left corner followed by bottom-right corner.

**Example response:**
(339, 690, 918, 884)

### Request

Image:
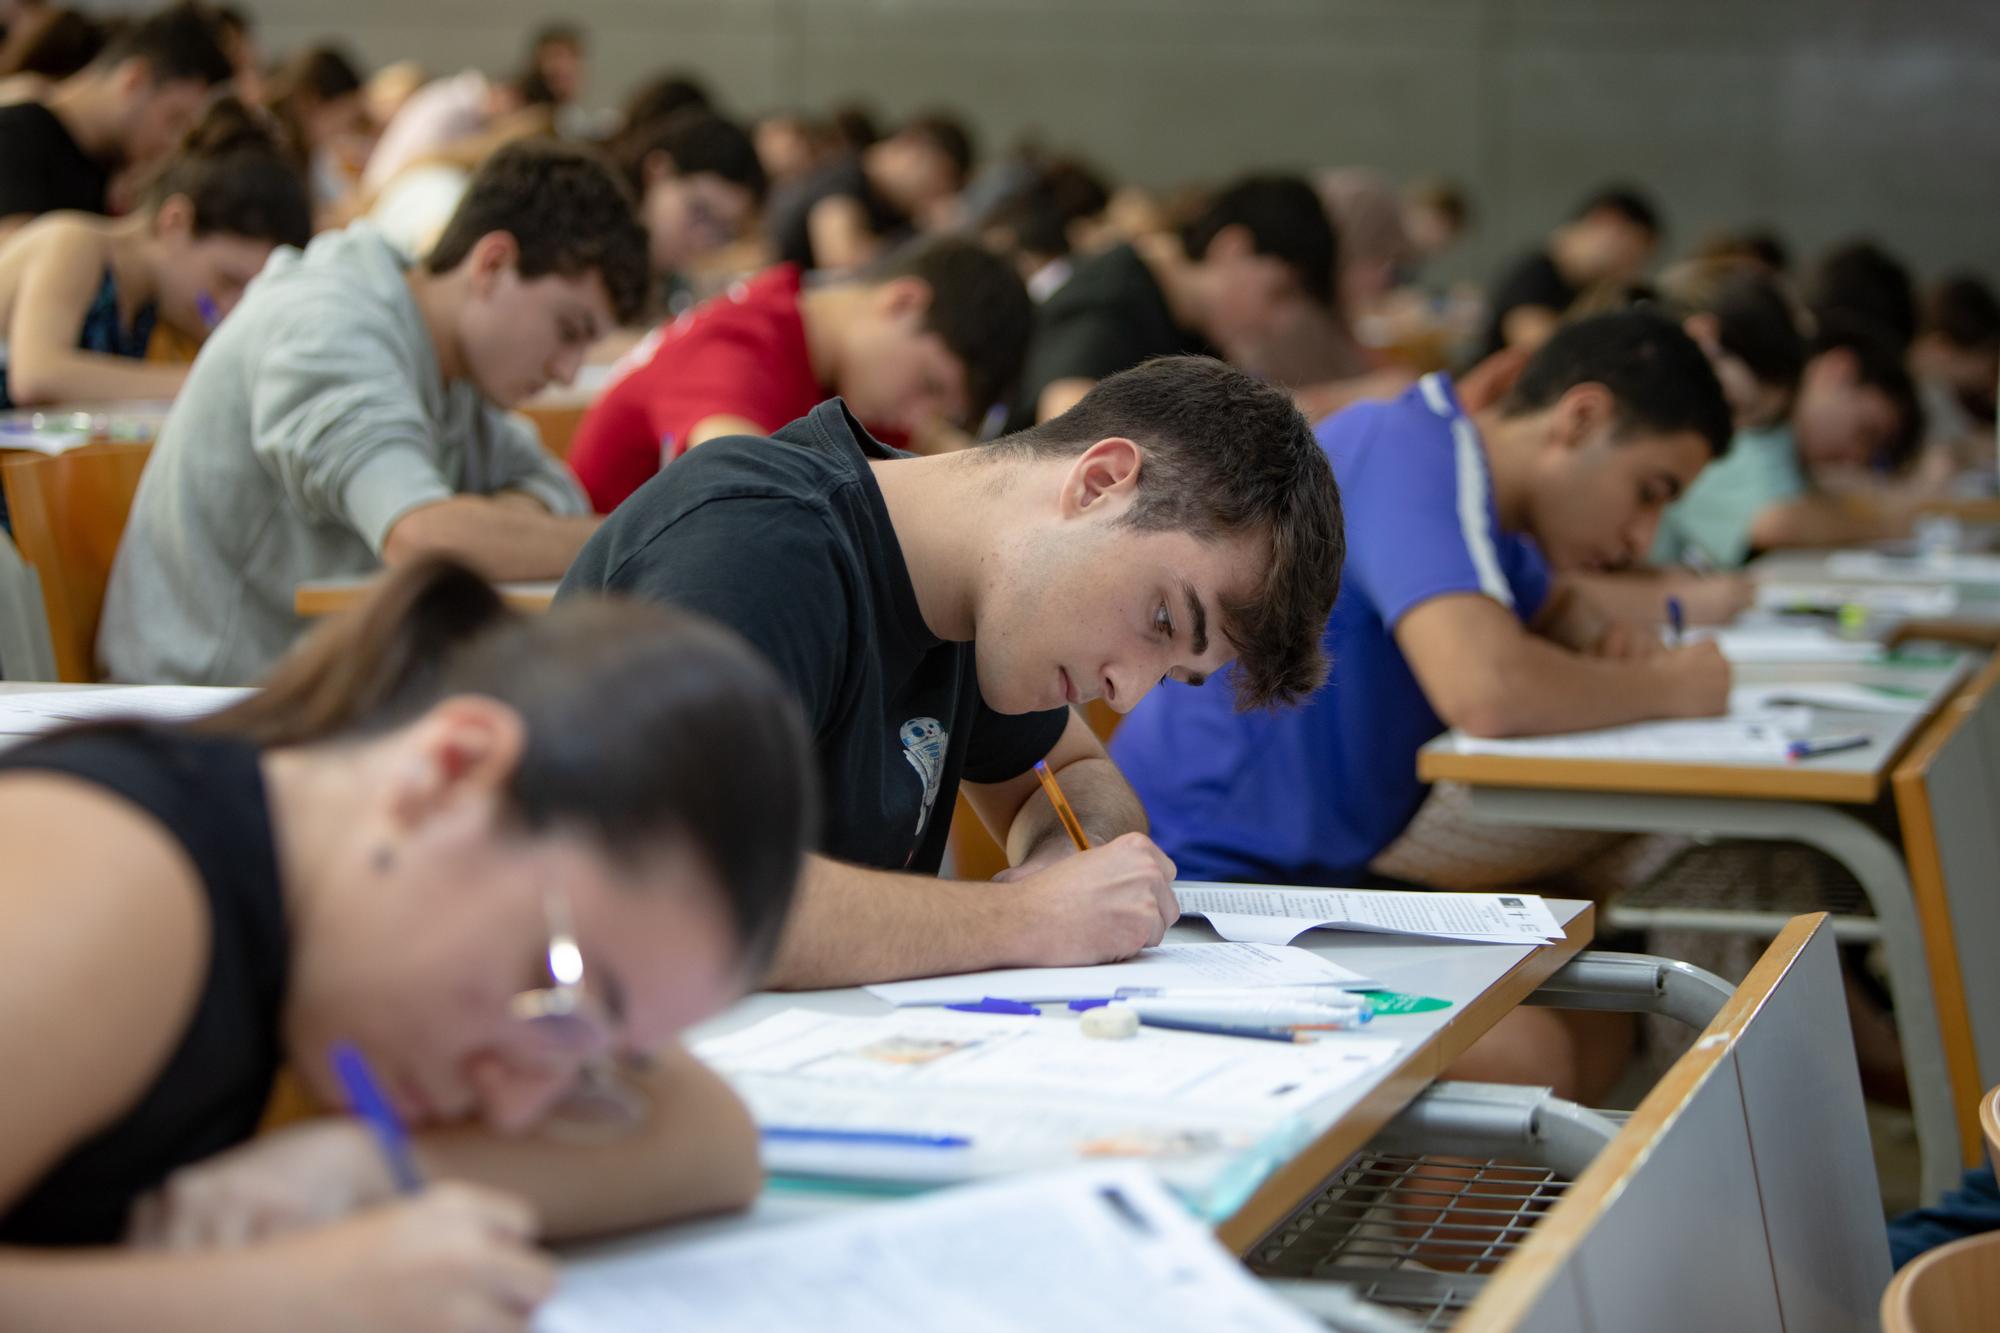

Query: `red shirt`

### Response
(568, 264, 826, 513)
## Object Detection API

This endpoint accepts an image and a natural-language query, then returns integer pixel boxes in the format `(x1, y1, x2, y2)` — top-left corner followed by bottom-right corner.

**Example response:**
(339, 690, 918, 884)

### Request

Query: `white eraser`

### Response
(1080, 1004, 1140, 1039)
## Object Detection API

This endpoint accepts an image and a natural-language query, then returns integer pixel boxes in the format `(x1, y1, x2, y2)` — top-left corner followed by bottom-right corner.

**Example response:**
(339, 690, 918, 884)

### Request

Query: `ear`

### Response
(1057, 437, 1144, 519)
(874, 275, 934, 323)
(642, 150, 675, 188)
(383, 695, 527, 835)
(1550, 382, 1617, 452)
(467, 231, 520, 295)
(1681, 312, 1721, 355)
(1202, 223, 1254, 263)
(152, 193, 196, 241)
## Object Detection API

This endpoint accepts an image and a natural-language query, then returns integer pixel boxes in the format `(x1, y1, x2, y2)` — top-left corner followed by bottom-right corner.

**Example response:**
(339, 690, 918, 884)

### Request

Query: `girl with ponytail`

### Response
(0, 559, 817, 1331)
(0, 93, 310, 408)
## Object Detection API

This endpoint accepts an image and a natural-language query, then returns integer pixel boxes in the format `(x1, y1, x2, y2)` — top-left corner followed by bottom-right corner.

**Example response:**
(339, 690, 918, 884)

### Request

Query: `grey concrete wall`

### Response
(200, 0, 2000, 282)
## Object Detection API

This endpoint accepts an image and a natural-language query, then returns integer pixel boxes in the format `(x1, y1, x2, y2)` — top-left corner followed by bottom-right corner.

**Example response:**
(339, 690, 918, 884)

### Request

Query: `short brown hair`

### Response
(427, 139, 651, 326)
(990, 356, 1343, 709)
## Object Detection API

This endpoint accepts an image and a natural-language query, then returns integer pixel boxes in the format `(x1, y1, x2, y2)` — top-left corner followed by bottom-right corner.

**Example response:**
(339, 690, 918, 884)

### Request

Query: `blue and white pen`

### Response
(1665, 595, 1686, 647)
(329, 1040, 424, 1194)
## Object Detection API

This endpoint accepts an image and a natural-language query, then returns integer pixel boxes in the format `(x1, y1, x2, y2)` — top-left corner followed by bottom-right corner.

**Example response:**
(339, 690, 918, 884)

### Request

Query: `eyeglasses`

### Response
(507, 885, 652, 1138)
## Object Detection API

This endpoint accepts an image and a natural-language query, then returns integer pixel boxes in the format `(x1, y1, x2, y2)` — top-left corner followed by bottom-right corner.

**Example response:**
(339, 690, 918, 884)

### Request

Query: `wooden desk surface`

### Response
(1418, 657, 1970, 804)
(295, 577, 559, 617)
(685, 897, 1594, 1255)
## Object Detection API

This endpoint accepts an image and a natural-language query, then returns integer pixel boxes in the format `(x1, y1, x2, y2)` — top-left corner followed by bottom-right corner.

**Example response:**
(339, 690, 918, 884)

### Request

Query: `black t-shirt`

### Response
(0, 102, 111, 222)
(1005, 242, 1216, 433)
(1479, 249, 1578, 359)
(0, 726, 286, 1246)
(769, 154, 912, 271)
(560, 399, 1070, 874)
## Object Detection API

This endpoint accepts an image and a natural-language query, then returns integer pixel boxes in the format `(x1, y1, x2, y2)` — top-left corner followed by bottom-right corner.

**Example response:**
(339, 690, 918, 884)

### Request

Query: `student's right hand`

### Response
(280, 1183, 554, 1333)
(1010, 831, 1180, 965)
(1658, 641, 1732, 717)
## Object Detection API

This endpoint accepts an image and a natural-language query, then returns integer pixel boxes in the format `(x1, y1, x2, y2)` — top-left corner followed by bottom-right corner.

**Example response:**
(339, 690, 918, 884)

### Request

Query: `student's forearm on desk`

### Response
(1748, 493, 1911, 552)
(417, 1046, 760, 1242)
(0, 1248, 321, 1332)
(2, 351, 186, 406)
(1002, 754, 1146, 864)
(381, 495, 599, 580)
(1566, 570, 1752, 626)
(1399, 595, 1728, 738)
(761, 856, 1029, 989)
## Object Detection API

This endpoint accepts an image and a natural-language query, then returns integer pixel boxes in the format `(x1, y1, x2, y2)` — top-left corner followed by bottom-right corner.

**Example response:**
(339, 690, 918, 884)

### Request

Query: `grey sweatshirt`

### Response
(98, 224, 586, 685)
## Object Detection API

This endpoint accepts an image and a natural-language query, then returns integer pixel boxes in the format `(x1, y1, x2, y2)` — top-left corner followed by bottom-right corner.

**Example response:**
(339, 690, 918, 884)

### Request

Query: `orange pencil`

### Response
(1033, 760, 1092, 851)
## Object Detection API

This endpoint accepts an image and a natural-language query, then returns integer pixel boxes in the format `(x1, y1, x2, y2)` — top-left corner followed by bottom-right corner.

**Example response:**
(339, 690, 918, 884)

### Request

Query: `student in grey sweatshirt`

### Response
(99, 140, 649, 685)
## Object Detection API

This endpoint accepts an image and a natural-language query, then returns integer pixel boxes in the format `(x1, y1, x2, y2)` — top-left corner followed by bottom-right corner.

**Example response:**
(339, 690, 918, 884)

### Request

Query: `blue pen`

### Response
(1787, 734, 1873, 762)
(1665, 595, 1685, 646)
(329, 1040, 424, 1194)
(761, 1127, 972, 1149)
(946, 997, 1041, 1015)
(196, 292, 221, 330)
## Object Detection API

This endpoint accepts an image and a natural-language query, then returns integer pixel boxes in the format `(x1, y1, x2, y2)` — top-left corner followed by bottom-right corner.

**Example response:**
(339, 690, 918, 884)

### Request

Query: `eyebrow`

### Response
(1181, 581, 1209, 658)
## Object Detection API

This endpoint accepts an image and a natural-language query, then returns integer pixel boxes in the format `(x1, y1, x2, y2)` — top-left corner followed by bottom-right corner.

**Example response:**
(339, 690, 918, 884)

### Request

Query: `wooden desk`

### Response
(690, 899, 1593, 1254)
(295, 577, 559, 617)
(1417, 654, 1974, 1202)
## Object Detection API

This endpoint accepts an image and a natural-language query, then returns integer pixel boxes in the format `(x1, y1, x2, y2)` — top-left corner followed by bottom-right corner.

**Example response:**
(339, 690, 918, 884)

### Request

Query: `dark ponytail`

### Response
(199, 557, 818, 970)
(146, 95, 313, 251)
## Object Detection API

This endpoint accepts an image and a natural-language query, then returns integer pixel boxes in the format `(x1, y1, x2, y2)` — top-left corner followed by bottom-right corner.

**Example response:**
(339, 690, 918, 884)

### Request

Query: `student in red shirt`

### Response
(567, 238, 1032, 513)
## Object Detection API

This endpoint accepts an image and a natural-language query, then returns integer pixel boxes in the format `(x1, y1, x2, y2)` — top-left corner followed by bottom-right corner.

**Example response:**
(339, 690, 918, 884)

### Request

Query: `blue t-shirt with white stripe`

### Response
(1110, 373, 1552, 885)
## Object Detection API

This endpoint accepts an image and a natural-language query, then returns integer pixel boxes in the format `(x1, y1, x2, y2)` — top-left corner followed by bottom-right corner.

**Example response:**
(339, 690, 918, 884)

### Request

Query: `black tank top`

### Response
(0, 725, 287, 1246)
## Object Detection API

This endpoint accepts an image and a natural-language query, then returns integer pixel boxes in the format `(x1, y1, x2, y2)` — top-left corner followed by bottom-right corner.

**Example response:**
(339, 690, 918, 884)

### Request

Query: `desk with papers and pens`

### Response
(0, 685, 1892, 1330)
(538, 890, 1887, 1333)
(1420, 599, 1997, 1214)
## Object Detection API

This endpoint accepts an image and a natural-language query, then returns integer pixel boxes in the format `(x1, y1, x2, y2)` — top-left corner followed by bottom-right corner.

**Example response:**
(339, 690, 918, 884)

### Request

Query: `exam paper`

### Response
(1175, 884, 1562, 946)
(534, 1165, 1323, 1333)
(1828, 550, 2000, 583)
(0, 687, 254, 736)
(1731, 682, 1929, 715)
(699, 1008, 1401, 1180)
(1755, 581, 1959, 617)
(1688, 624, 1884, 665)
(864, 941, 1370, 1007)
(1453, 713, 1807, 765)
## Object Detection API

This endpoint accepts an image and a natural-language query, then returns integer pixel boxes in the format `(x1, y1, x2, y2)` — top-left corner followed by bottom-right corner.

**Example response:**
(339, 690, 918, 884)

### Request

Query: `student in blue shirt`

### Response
(1111, 311, 1734, 1097)
(1114, 310, 1735, 886)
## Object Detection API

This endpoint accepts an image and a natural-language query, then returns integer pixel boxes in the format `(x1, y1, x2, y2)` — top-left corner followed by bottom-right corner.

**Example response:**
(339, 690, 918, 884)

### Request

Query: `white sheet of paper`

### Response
(698, 1008, 1402, 1180)
(1755, 581, 1959, 617)
(1731, 682, 1929, 715)
(1453, 715, 1802, 764)
(1688, 624, 1884, 665)
(534, 1165, 1323, 1333)
(1175, 884, 1562, 945)
(864, 941, 1369, 1007)
(0, 686, 254, 736)
(1827, 551, 2000, 583)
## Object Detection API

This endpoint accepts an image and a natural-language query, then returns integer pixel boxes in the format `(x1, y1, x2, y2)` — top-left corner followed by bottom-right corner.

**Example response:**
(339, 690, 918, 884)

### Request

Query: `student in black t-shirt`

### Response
(562, 355, 1347, 990)
(0, 3, 231, 241)
(0, 559, 816, 1326)
(1478, 184, 1662, 360)
(769, 111, 973, 272)
(1005, 174, 1337, 432)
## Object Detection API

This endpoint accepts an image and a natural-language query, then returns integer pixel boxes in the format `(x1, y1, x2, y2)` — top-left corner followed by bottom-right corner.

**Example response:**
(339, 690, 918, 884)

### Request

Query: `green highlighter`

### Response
(1357, 989, 1454, 1015)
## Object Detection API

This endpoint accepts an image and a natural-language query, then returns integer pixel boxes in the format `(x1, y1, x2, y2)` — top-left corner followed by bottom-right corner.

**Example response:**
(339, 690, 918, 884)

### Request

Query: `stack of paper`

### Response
(1175, 884, 1562, 946)
(863, 941, 1371, 1007)
(535, 1165, 1322, 1333)
(698, 1007, 1400, 1183)
(1755, 581, 1959, 617)
(1689, 624, 1884, 665)
(0, 687, 254, 737)
(1731, 682, 1929, 716)
(1828, 551, 2000, 583)
(1454, 715, 1802, 764)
